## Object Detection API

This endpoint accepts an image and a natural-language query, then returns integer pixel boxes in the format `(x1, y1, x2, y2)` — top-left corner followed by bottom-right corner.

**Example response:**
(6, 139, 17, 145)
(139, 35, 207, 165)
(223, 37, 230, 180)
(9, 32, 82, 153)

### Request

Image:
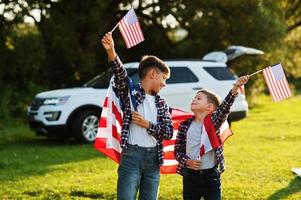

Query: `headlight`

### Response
(43, 96, 70, 105)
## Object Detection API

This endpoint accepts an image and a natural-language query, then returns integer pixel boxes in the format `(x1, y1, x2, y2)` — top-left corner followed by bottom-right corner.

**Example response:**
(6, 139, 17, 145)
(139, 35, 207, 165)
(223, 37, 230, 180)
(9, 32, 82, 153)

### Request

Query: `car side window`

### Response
(129, 71, 140, 85)
(124, 68, 139, 85)
(166, 67, 198, 84)
(203, 67, 236, 80)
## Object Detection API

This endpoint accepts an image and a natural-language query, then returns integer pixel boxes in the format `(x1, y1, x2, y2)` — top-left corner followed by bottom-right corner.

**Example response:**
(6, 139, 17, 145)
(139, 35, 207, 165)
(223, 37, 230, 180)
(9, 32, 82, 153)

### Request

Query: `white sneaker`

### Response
(291, 168, 301, 177)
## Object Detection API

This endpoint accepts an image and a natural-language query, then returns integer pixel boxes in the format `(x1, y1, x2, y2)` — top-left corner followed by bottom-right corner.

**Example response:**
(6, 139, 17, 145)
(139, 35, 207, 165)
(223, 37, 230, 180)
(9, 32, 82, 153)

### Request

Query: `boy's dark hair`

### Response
(197, 89, 221, 109)
(138, 55, 170, 79)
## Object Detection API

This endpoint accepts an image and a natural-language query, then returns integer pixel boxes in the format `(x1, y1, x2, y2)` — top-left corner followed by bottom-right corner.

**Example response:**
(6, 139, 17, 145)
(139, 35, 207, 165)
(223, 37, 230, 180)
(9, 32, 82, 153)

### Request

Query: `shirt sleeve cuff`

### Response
(147, 121, 157, 135)
(108, 55, 120, 65)
(181, 156, 189, 166)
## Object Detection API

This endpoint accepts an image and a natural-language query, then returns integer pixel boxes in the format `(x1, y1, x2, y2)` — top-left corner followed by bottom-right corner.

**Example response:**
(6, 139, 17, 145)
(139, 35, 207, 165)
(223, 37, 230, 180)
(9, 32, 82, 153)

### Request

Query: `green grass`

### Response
(1, 95, 301, 199)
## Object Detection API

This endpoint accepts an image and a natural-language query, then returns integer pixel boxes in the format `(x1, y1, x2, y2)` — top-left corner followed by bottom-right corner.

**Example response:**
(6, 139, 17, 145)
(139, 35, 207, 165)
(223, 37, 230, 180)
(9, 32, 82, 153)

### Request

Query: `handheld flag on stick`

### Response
(111, 8, 144, 48)
(262, 63, 292, 102)
(249, 63, 292, 102)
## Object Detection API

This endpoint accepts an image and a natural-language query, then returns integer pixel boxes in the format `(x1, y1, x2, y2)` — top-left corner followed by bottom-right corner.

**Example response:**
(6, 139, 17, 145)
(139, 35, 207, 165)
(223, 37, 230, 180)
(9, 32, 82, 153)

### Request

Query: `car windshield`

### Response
(83, 68, 138, 88)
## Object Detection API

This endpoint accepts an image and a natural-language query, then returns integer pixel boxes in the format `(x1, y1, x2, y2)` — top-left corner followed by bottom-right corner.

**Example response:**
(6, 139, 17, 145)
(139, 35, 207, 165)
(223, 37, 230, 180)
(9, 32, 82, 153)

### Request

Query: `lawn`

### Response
(0, 95, 301, 199)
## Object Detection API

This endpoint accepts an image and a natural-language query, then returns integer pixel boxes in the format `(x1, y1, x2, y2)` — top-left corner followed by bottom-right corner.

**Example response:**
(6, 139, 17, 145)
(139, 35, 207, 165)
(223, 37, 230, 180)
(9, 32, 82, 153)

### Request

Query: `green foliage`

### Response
(0, 24, 47, 120)
(0, 95, 301, 199)
(1, 0, 301, 120)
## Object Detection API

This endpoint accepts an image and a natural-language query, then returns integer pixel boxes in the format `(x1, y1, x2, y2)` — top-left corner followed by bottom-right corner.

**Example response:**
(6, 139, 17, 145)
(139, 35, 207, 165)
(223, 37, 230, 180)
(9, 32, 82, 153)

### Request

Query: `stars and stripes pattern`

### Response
(94, 79, 233, 174)
(262, 63, 292, 102)
(118, 8, 144, 48)
(93, 78, 190, 173)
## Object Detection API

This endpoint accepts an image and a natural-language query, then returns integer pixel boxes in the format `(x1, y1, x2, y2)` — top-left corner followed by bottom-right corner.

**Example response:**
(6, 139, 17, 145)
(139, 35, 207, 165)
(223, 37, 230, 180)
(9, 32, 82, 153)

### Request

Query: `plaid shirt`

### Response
(174, 91, 237, 175)
(109, 56, 174, 166)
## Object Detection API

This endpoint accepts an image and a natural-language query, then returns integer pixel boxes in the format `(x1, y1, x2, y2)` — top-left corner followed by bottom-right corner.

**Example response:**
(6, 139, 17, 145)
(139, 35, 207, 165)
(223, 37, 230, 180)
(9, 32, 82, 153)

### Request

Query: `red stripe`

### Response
(160, 165, 177, 174)
(99, 117, 107, 127)
(200, 145, 205, 156)
(204, 115, 220, 149)
(163, 151, 175, 159)
(103, 97, 108, 107)
(94, 138, 121, 163)
(112, 101, 122, 125)
(112, 124, 121, 141)
(163, 140, 175, 146)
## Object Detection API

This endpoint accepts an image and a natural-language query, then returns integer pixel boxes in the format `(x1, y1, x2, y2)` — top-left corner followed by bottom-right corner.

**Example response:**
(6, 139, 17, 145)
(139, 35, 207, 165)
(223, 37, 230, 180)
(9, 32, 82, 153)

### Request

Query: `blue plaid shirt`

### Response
(109, 56, 174, 166)
(174, 91, 237, 175)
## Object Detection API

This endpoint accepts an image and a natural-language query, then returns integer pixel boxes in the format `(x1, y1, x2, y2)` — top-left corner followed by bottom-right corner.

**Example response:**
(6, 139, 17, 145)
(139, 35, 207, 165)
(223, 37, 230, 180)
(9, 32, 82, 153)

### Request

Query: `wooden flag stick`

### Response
(110, 23, 119, 33)
(249, 69, 263, 77)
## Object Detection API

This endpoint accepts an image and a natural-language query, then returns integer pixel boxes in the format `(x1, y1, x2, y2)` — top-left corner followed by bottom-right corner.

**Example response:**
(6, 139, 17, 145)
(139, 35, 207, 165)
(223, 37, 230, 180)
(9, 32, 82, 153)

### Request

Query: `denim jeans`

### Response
(183, 167, 221, 200)
(117, 144, 160, 200)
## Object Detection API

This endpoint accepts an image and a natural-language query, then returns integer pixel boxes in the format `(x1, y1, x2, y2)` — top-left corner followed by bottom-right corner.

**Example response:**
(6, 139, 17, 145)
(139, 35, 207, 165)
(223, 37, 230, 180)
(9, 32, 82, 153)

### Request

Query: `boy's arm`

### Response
(174, 122, 190, 167)
(212, 75, 249, 129)
(147, 100, 174, 140)
(101, 32, 128, 99)
(131, 100, 173, 140)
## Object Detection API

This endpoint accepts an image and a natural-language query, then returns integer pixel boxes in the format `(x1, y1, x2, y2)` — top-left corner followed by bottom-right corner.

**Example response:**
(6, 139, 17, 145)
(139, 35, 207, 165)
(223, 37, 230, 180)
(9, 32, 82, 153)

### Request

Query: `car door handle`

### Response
(193, 87, 203, 90)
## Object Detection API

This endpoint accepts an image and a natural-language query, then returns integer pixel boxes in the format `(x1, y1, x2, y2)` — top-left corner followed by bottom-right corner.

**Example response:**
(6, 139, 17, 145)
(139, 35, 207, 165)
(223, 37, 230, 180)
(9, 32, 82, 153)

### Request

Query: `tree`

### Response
(0, 0, 300, 119)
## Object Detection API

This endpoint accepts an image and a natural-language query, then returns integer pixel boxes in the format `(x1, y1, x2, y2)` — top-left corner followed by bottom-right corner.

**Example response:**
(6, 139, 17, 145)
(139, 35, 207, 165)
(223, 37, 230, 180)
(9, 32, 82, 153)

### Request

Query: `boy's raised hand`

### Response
(101, 32, 116, 61)
(101, 32, 114, 50)
(232, 75, 249, 95)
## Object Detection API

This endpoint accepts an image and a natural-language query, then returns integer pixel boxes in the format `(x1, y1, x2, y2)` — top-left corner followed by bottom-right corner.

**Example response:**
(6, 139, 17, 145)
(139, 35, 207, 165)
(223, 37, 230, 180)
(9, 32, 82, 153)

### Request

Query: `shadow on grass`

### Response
(22, 189, 116, 199)
(267, 177, 301, 200)
(0, 135, 104, 182)
(70, 190, 116, 199)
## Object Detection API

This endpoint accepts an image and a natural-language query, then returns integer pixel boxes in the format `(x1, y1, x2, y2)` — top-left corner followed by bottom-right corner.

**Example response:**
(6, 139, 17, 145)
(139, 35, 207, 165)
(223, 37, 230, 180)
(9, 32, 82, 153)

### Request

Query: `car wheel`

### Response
(72, 109, 101, 143)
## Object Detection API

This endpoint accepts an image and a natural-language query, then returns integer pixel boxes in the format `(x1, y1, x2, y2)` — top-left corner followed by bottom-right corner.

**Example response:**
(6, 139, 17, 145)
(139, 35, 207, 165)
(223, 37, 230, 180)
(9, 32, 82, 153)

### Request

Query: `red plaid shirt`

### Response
(109, 56, 174, 166)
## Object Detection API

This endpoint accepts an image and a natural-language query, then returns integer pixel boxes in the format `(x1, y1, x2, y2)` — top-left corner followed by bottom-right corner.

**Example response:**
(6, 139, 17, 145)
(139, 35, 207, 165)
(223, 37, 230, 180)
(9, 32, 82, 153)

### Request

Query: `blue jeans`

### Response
(183, 167, 221, 200)
(117, 144, 160, 200)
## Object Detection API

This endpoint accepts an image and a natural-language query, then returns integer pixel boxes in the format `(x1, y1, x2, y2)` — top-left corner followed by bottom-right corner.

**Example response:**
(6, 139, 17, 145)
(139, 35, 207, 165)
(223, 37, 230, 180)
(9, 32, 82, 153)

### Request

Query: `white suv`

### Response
(27, 46, 263, 142)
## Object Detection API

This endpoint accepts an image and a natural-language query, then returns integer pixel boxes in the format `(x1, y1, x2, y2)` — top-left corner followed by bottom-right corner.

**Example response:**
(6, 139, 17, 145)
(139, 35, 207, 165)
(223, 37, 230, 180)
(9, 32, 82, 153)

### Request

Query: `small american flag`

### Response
(262, 63, 292, 102)
(94, 77, 233, 174)
(118, 8, 144, 48)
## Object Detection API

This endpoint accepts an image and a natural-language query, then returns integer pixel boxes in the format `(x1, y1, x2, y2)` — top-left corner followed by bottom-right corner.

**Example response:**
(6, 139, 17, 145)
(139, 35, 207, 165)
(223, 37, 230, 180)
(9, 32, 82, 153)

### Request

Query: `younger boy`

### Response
(174, 76, 249, 200)
(101, 32, 173, 200)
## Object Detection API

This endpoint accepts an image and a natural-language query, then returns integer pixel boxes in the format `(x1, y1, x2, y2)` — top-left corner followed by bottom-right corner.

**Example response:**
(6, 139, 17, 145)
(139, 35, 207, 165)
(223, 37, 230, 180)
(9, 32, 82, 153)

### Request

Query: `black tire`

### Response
(71, 109, 101, 143)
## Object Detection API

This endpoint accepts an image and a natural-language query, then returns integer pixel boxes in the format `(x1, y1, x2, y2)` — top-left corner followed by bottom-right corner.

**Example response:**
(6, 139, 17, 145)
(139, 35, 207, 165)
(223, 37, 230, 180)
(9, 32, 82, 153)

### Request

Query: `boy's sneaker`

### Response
(291, 168, 301, 177)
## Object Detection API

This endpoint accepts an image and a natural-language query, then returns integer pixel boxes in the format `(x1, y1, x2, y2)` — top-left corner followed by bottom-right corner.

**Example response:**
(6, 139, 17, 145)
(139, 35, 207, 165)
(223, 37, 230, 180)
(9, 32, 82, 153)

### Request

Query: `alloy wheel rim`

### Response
(82, 115, 98, 141)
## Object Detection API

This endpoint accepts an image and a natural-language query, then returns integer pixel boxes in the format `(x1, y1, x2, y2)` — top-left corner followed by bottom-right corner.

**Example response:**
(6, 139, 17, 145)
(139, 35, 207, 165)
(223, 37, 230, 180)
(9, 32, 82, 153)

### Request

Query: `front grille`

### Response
(30, 98, 44, 111)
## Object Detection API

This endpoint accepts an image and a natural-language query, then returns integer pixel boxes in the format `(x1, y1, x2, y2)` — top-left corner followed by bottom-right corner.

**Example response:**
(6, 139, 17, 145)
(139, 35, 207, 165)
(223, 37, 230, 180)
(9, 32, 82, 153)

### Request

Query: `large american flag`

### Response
(118, 8, 144, 48)
(262, 63, 292, 102)
(94, 78, 233, 174)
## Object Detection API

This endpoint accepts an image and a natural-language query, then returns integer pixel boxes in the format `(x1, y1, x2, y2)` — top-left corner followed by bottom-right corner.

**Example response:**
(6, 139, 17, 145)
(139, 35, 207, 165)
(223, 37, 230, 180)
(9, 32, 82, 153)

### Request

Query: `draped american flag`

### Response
(262, 63, 292, 102)
(94, 78, 233, 174)
(118, 8, 144, 48)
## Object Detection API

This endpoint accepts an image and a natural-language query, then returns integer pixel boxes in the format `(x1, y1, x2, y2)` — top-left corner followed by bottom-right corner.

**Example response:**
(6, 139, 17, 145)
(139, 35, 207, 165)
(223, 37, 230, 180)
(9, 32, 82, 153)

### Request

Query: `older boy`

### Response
(174, 76, 249, 200)
(101, 32, 173, 200)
